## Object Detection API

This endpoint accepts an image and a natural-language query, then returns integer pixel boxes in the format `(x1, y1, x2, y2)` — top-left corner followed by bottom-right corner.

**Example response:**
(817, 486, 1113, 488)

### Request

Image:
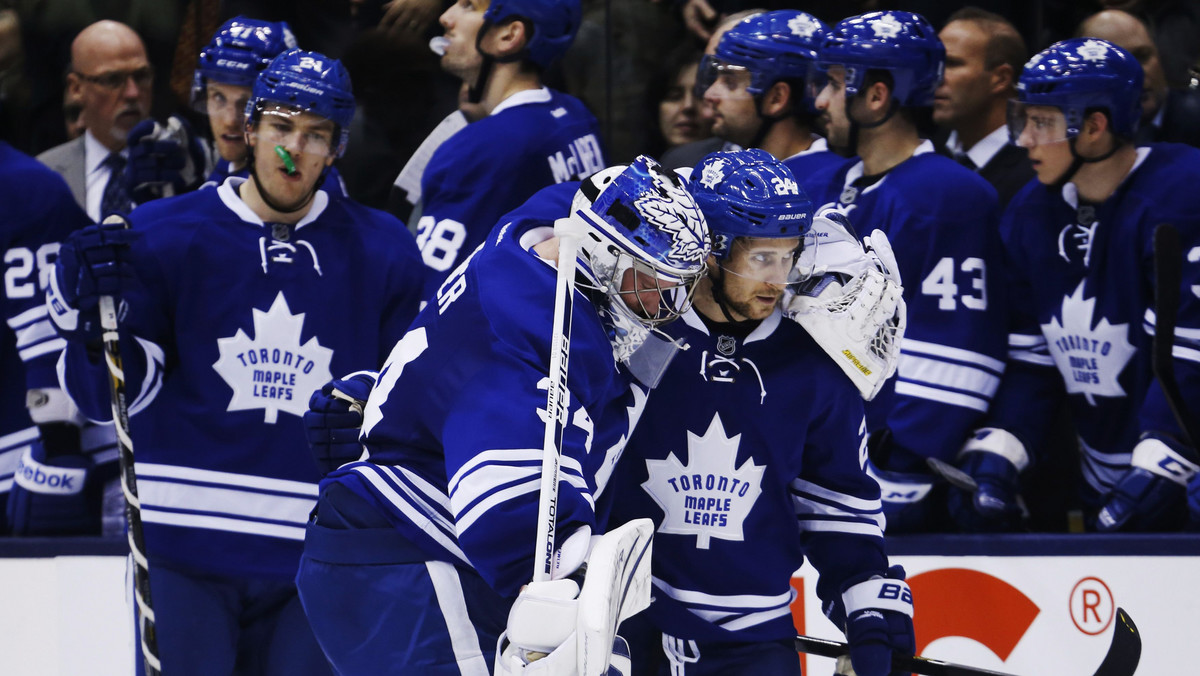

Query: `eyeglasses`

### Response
(74, 66, 154, 91)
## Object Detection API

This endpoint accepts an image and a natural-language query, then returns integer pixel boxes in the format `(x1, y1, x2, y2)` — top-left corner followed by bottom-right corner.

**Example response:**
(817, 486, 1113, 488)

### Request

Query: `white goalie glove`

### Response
(783, 208, 906, 401)
(495, 519, 653, 676)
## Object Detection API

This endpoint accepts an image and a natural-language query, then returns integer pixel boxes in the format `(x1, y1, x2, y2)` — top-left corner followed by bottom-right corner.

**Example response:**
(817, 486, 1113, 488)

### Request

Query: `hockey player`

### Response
(295, 156, 710, 674)
(698, 10, 844, 193)
(810, 11, 1009, 532)
(191, 16, 297, 187)
(962, 38, 1200, 532)
(412, 0, 606, 299)
(608, 150, 914, 676)
(46, 49, 425, 674)
(1, 139, 117, 536)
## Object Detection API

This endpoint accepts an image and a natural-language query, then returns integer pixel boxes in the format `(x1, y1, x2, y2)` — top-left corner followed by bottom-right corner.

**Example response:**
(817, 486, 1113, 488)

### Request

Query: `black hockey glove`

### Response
(304, 371, 377, 474)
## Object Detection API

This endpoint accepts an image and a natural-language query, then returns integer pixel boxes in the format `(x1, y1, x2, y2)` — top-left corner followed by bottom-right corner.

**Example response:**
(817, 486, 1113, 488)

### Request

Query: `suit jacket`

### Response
(932, 129, 1035, 210)
(36, 136, 87, 210)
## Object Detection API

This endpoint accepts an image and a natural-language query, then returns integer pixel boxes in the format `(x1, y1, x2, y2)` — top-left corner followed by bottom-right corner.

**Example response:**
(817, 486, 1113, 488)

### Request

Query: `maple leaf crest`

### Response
(212, 292, 334, 423)
(788, 14, 820, 38)
(699, 158, 728, 190)
(871, 13, 902, 39)
(1077, 39, 1110, 62)
(1040, 281, 1135, 406)
(641, 413, 764, 549)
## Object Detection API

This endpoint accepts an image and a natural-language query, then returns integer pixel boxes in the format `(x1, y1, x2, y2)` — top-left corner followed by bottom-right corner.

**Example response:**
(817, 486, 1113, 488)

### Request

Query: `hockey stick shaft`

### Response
(97, 222, 162, 676)
(533, 233, 579, 582)
(794, 635, 1016, 676)
(1153, 224, 1200, 451)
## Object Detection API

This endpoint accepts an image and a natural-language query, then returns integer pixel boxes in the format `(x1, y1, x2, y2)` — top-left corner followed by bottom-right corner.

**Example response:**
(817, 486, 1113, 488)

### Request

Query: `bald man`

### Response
(1078, 8, 1200, 148)
(37, 20, 152, 221)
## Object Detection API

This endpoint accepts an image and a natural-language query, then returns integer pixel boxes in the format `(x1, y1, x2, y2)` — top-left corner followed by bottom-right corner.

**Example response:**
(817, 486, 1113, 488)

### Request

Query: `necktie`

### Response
(100, 153, 131, 218)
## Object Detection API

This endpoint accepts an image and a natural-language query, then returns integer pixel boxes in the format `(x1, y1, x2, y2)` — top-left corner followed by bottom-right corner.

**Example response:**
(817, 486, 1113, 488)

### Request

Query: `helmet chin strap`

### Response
(1049, 135, 1125, 191)
(468, 19, 526, 105)
(845, 95, 899, 156)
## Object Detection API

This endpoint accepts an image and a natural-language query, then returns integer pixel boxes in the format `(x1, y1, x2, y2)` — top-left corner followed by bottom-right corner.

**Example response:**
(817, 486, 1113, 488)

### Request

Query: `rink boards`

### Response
(0, 534, 1196, 675)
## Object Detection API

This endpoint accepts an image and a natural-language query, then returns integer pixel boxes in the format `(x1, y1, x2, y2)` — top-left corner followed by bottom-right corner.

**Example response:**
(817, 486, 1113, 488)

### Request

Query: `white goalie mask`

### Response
(556, 156, 711, 366)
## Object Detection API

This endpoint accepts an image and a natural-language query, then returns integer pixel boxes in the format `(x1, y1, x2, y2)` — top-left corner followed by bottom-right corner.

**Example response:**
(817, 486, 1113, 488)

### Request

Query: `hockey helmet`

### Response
(245, 49, 355, 158)
(817, 11, 945, 107)
(483, 0, 581, 69)
(697, 10, 827, 101)
(192, 17, 296, 112)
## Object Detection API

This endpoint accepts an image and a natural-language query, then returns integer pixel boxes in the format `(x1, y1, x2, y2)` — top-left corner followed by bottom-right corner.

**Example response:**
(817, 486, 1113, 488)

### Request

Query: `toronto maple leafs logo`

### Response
(788, 14, 820, 39)
(699, 158, 728, 189)
(871, 13, 902, 39)
(1040, 281, 1135, 406)
(213, 292, 334, 422)
(641, 413, 764, 548)
(634, 174, 710, 265)
(1077, 39, 1110, 62)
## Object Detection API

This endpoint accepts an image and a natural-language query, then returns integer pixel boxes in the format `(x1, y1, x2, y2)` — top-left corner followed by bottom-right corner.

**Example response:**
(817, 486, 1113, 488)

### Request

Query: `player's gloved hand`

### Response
(7, 439, 101, 535)
(946, 428, 1027, 533)
(841, 566, 915, 676)
(1094, 435, 1198, 532)
(304, 371, 378, 475)
(784, 208, 905, 401)
(125, 115, 208, 204)
(46, 216, 139, 343)
(865, 458, 936, 534)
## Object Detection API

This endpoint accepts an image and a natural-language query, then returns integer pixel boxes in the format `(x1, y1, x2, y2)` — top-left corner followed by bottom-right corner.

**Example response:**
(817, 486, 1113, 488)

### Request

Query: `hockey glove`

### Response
(783, 209, 905, 401)
(1094, 434, 1197, 532)
(47, 216, 139, 343)
(841, 566, 915, 676)
(865, 458, 937, 533)
(125, 115, 209, 204)
(304, 371, 378, 475)
(7, 440, 102, 535)
(946, 428, 1028, 533)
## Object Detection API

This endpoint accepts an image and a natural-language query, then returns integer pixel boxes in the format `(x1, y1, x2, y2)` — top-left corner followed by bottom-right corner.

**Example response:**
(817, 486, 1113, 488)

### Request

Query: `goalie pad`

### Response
(784, 210, 905, 401)
(495, 518, 654, 676)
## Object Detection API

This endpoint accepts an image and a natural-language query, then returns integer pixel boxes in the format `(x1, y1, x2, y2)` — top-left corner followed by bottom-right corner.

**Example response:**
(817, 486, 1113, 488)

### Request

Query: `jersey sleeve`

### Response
(441, 351, 598, 596)
(793, 383, 890, 623)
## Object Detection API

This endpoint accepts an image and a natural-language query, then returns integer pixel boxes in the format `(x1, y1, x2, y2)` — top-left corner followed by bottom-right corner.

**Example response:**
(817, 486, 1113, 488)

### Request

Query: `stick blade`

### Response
(1091, 607, 1141, 676)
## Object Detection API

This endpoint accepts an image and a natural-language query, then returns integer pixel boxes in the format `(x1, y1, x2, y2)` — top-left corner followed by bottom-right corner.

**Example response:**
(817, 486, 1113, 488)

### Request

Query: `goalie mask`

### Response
(558, 155, 710, 366)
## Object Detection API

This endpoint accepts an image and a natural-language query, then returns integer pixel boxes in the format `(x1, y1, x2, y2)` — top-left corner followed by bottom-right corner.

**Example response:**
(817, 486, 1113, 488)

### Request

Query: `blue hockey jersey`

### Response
(2, 142, 104, 511)
(989, 144, 1200, 499)
(57, 178, 425, 577)
(807, 140, 1008, 470)
(324, 183, 647, 597)
(782, 137, 847, 198)
(608, 309, 886, 642)
(414, 87, 606, 298)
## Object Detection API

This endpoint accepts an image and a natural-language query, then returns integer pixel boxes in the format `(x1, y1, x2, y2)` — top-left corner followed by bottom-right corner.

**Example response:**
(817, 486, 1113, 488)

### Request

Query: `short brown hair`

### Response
(946, 7, 1028, 78)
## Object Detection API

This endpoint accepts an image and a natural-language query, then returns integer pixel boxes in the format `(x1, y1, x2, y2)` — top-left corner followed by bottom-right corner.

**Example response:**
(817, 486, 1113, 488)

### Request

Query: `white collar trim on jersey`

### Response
(783, 135, 829, 162)
(679, 304, 782, 343)
(946, 125, 1008, 169)
(217, 176, 329, 230)
(843, 138, 935, 191)
(491, 87, 553, 116)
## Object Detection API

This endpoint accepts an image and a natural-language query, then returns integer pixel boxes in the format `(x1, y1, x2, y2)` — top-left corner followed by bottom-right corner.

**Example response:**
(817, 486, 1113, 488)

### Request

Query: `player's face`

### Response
(934, 21, 993, 127)
(703, 62, 761, 147)
(715, 237, 800, 321)
(660, 62, 712, 148)
(249, 106, 336, 209)
(205, 80, 253, 164)
(438, 0, 487, 81)
(815, 66, 850, 148)
(618, 266, 666, 320)
(1012, 105, 1073, 184)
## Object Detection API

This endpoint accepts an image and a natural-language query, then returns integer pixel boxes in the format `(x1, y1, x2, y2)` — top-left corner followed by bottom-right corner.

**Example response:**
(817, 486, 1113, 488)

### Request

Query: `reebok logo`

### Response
(14, 453, 86, 495)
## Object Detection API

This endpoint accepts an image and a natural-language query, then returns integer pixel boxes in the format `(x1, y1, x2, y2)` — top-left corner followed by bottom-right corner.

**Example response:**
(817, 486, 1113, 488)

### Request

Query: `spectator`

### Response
(645, 43, 712, 158)
(933, 7, 1034, 208)
(37, 20, 152, 221)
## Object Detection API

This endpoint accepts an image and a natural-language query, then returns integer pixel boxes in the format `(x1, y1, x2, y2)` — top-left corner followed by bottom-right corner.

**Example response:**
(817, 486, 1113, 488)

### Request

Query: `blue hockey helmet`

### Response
(818, 11, 944, 107)
(564, 155, 711, 333)
(1012, 38, 1143, 141)
(193, 17, 296, 97)
(690, 150, 812, 260)
(482, 0, 581, 69)
(700, 10, 827, 100)
(245, 49, 355, 157)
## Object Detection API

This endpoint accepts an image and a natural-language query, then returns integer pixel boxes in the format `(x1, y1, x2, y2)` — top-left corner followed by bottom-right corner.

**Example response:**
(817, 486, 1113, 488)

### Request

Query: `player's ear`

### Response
(866, 79, 891, 113)
(762, 81, 792, 118)
(490, 18, 528, 60)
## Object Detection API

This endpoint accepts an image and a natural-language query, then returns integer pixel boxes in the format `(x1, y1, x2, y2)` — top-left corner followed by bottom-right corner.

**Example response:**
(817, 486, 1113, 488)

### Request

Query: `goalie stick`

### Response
(533, 228, 580, 582)
(1152, 224, 1200, 453)
(795, 607, 1141, 676)
(97, 217, 162, 675)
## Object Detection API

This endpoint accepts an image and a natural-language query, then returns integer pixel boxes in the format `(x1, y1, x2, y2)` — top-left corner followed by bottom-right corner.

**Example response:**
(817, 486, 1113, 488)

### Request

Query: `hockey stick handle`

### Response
(794, 635, 1017, 676)
(533, 233, 579, 582)
(98, 224, 162, 676)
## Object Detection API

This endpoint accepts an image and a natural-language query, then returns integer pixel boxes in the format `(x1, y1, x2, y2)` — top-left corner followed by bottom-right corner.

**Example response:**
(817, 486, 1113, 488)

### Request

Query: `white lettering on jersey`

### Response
(547, 134, 605, 183)
(212, 292, 334, 423)
(1041, 281, 1136, 406)
(641, 413, 764, 549)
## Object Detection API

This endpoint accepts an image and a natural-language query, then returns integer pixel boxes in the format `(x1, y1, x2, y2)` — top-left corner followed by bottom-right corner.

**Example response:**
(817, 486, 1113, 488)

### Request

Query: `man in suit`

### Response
(37, 20, 152, 222)
(932, 7, 1034, 208)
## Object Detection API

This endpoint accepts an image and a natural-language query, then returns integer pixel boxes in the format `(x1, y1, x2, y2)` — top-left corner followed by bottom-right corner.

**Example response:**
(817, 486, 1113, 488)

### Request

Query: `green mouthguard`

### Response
(274, 145, 297, 175)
